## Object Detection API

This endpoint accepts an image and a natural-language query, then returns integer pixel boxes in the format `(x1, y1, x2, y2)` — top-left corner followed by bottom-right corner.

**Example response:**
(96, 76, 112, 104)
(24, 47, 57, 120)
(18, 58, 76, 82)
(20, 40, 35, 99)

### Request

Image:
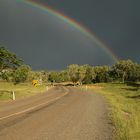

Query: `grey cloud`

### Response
(0, 0, 139, 69)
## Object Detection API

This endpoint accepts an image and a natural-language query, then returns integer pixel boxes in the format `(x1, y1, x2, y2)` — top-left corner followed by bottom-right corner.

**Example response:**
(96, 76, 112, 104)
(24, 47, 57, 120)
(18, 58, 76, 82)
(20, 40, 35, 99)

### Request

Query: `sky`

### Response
(0, 0, 140, 70)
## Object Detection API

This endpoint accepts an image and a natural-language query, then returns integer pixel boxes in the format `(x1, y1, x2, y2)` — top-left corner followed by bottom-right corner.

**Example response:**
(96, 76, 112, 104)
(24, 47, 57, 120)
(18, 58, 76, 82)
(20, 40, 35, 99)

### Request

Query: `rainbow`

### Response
(18, 0, 118, 62)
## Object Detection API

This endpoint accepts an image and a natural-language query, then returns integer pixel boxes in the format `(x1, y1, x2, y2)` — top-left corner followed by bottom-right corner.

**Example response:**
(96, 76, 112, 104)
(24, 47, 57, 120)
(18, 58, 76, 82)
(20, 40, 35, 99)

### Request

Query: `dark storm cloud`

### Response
(44, 0, 140, 61)
(0, 0, 139, 70)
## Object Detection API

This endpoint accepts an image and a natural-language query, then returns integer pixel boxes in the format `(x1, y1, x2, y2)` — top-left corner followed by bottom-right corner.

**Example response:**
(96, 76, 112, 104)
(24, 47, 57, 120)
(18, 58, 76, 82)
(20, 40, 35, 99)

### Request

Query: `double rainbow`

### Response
(18, 0, 118, 62)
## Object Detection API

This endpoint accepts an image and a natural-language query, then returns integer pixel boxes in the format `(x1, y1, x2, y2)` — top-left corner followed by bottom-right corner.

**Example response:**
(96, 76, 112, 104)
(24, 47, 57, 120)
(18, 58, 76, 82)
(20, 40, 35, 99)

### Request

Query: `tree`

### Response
(12, 65, 31, 84)
(94, 66, 110, 83)
(77, 65, 87, 85)
(0, 46, 22, 72)
(83, 65, 96, 84)
(40, 70, 48, 83)
(137, 64, 140, 81)
(111, 60, 138, 83)
(0, 69, 13, 82)
(59, 70, 70, 82)
(67, 64, 79, 83)
(128, 63, 140, 82)
(48, 71, 63, 83)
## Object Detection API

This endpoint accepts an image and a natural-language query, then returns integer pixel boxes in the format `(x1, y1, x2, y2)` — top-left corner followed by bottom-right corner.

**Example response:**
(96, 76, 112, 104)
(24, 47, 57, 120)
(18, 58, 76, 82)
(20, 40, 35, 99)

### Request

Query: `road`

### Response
(0, 86, 113, 140)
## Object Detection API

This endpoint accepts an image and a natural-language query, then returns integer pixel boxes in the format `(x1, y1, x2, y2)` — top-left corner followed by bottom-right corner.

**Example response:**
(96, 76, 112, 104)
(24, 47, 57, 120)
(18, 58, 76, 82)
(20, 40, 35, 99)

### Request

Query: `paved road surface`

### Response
(0, 86, 113, 140)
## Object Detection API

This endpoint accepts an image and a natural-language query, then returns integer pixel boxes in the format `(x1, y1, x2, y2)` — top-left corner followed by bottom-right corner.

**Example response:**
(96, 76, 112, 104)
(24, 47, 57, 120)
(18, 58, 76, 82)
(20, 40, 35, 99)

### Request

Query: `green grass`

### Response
(0, 81, 51, 101)
(81, 83, 140, 140)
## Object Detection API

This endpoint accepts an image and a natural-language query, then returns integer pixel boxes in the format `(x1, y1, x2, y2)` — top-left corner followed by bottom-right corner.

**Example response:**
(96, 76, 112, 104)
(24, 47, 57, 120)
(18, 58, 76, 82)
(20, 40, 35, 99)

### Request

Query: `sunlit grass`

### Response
(0, 81, 50, 101)
(81, 83, 140, 140)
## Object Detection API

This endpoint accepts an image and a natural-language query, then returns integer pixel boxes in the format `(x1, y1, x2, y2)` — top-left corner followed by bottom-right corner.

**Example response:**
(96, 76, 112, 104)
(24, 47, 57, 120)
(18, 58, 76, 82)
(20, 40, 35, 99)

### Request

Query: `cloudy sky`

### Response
(0, 0, 139, 70)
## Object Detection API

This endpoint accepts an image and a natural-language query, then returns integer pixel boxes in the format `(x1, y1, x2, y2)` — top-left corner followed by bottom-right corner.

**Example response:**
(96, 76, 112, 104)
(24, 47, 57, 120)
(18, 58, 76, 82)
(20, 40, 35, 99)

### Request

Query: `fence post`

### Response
(46, 86, 48, 91)
(86, 85, 87, 90)
(12, 91, 15, 100)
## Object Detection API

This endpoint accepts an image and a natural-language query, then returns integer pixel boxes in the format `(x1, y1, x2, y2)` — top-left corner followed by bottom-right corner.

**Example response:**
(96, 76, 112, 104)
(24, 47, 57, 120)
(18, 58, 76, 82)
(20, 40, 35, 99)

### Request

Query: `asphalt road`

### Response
(0, 86, 113, 140)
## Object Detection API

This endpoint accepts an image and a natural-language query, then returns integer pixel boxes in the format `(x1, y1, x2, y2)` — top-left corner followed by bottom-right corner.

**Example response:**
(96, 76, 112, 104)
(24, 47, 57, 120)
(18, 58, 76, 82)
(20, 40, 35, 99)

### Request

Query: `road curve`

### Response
(0, 86, 113, 140)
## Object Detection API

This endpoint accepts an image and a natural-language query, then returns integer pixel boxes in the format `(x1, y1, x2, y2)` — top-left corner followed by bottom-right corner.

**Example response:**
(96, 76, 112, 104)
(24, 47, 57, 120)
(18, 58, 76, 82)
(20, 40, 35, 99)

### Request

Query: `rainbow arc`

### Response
(18, 0, 118, 62)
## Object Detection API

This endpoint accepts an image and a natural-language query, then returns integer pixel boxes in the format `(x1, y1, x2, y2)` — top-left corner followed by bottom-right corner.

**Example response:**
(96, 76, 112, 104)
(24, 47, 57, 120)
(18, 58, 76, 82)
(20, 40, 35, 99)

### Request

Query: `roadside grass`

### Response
(81, 83, 140, 140)
(0, 81, 50, 101)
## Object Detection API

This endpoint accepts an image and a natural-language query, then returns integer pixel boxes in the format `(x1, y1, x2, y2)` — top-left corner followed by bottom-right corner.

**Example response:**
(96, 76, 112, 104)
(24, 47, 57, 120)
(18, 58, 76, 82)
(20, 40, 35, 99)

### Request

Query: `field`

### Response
(82, 83, 140, 140)
(0, 81, 50, 101)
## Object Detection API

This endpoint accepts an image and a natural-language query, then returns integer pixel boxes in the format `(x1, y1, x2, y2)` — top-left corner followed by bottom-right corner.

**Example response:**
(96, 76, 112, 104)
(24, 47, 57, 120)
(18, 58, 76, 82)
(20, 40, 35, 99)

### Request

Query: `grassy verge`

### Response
(81, 83, 140, 140)
(0, 81, 51, 101)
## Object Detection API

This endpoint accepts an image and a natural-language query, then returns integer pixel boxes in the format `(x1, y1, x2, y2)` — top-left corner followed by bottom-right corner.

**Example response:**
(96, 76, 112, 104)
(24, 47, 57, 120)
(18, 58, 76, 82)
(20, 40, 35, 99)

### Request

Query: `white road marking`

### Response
(0, 87, 69, 121)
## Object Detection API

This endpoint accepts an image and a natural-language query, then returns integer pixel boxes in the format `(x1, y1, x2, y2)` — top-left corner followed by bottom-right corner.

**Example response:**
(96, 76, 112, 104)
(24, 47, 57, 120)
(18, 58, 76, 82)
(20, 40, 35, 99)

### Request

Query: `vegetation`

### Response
(0, 46, 22, 72)
(1, 46, 140, 85)
(47, 60, 140, 84)
(0, 82, 48, 101)
(111, 60, 140, 83)
(82, 83, 140, 140)
(0, 45, 140, 139)
(0, 46, 51, 101)
(12, 65, 31, 84)
(46, 60, 140, 85)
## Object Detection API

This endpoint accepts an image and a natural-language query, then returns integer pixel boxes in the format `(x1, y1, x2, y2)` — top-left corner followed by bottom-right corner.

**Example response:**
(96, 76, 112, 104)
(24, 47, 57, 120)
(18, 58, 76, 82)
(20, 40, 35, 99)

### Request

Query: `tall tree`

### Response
(94, 66, 110, 83)
(67, 64, 79, 83)
(0, 46, 22, 72)
(12, 65, 31, 84)
(111, 60, 138, 82)
(48, 71, 64, 83)
(83, 65, 96, 84)
(77, 65, 87, 85)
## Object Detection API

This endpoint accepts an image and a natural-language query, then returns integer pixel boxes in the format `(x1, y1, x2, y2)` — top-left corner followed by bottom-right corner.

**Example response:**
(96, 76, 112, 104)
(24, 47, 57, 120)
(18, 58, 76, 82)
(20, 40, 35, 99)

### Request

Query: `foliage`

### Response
(52, 60, 140, 84)
(1, 46, 140, 84)
(77, 65, 87, 84)
(111, 60, 140, 82)
(0, 46, 22, 72)
(27, 70, 48, 83)
(93, 66, 110, 83)
(12, 65, 31, 84)
(67, 64, 79, 83)
(48, 71, 63, 83)
(83, 65, 96, 84)
(0, 69, 13, 82)
(59, 70, 70, 82)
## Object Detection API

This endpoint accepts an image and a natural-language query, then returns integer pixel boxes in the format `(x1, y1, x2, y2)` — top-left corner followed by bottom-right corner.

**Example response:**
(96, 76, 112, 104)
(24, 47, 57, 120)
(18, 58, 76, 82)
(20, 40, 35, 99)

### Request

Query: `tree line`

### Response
(0, 46, 140, 84)
(48, 61, 140, 84)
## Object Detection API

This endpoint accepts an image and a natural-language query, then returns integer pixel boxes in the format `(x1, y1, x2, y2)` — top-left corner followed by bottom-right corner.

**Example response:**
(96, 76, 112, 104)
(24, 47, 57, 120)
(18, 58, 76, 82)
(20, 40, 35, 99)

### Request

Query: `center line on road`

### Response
(0, 87, 69, 121)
